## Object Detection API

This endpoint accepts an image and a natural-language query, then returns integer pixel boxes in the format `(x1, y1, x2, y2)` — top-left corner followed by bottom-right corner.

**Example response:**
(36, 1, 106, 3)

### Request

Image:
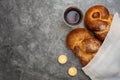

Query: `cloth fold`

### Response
(82, 13, 120, 80)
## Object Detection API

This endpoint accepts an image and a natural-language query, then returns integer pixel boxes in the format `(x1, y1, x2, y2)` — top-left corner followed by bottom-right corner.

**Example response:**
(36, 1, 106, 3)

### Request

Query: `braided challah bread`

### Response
(66, 28, 101, 66)
(85, 5, 113, 41)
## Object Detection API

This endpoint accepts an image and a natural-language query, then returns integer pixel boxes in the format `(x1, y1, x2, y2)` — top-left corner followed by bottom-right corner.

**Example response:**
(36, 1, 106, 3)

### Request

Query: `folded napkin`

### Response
(82, 13, 120, 80)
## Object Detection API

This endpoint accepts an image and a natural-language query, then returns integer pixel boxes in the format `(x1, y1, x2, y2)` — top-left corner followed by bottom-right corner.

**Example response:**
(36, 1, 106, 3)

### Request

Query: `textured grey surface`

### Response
(0, 0, 120, 80)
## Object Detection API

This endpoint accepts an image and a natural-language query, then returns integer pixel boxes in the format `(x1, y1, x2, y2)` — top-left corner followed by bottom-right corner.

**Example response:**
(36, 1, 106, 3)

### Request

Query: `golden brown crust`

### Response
(66, 28, 101, 66)
(66, 28, 92, 50)
(82, 38, 101, 53)
(79, 53, 95, 66)
(85, 5, 113, 41)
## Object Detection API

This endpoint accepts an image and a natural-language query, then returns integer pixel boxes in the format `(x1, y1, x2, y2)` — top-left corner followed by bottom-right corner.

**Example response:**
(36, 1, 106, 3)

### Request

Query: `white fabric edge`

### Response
(82, 12, 119, 78)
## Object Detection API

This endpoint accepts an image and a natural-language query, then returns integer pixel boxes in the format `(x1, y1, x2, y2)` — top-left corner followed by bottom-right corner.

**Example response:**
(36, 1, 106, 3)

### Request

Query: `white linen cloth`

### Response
(82, 13, 120, 80)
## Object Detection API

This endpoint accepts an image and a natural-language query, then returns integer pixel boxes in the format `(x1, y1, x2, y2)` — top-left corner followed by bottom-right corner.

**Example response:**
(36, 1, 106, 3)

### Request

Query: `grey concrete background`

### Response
(0, 0, 120, 80)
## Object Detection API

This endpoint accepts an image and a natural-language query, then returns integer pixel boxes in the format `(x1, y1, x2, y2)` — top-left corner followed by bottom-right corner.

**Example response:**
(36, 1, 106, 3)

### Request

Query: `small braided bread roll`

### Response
(66, 28, 101, 66)
(85, 5, 113, 41)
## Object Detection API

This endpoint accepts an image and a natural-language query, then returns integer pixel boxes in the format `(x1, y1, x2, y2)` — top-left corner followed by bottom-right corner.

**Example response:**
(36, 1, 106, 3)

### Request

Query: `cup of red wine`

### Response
(64, 6, 83, 27)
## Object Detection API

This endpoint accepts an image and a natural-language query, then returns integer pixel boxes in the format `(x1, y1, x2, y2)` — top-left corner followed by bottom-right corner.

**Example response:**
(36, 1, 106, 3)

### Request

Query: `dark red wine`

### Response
(64, 7, 82, 26)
